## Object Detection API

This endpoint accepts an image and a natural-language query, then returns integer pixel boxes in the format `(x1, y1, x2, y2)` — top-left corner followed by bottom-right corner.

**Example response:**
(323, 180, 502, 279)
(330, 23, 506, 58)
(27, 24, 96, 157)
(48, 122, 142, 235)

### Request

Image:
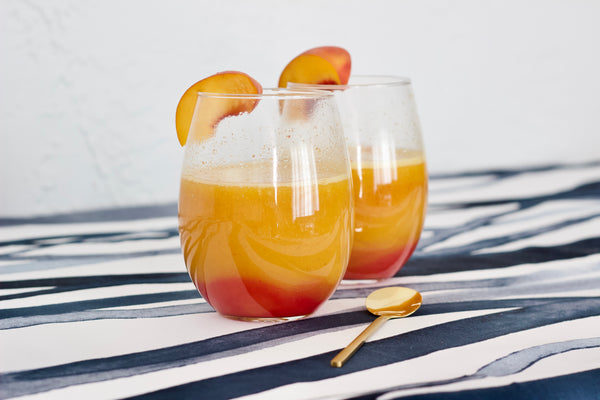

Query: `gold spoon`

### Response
(331, 286, 422, 368)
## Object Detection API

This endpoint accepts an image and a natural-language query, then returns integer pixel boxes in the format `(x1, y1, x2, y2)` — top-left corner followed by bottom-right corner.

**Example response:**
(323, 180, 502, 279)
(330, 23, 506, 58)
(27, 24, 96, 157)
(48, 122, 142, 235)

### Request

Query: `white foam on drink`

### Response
(181, 164, 349, 187)
(349, 147, 426, 169)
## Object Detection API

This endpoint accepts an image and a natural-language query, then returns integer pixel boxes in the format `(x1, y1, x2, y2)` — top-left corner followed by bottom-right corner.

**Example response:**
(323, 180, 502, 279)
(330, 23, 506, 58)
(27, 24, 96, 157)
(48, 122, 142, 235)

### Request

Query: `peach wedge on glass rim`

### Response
(302, 46, 351, 85)
(175, 71, 263, 146)
(278, 46, 351, 88)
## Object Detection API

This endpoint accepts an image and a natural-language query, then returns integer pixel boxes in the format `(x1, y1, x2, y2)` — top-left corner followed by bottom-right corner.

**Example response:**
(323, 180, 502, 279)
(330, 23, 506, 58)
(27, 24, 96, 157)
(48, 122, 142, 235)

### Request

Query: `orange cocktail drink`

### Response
(346, 148, 427, 280)
(179, 164, 352, 319)
(177, 87, 352, 320)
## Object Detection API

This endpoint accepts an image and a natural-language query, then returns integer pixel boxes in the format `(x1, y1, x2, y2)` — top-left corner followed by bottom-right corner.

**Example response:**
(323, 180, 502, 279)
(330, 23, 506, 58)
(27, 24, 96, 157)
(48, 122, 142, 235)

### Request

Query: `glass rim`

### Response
(287, 75, 412, 90)
(196, 87, 335, 100)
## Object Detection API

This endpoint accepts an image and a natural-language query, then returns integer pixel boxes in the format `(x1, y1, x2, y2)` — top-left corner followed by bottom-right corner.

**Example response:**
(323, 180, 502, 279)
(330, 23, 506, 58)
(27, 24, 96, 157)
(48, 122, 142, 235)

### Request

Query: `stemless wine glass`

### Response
(178, 89, 353, 321)
(289, 76, 428, 281)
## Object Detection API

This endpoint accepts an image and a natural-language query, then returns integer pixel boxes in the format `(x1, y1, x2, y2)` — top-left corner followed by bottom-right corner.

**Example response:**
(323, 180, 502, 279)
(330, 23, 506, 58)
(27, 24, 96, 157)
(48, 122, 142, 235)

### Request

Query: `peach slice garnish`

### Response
(175, 71, 262, 146)
(301, 46, 351, 85)
(278, 46, 351, 88)
(278, 54, 340, 88)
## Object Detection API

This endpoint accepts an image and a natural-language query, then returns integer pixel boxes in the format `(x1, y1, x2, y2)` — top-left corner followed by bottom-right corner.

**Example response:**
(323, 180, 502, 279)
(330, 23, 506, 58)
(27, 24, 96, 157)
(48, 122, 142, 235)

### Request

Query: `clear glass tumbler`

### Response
(290, 76, 428, 280)
(178, 89, 353, 320)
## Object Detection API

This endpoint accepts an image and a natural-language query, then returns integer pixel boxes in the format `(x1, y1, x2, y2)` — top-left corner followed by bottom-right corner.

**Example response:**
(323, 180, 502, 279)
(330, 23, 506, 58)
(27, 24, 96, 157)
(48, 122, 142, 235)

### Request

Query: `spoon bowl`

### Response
(366, 287, 422, 317)
(331, 287, 422, 367)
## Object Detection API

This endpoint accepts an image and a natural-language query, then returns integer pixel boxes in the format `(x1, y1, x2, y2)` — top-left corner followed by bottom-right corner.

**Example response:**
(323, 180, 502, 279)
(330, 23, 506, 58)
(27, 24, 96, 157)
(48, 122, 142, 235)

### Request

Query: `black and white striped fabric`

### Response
(1, 162, 599, 400)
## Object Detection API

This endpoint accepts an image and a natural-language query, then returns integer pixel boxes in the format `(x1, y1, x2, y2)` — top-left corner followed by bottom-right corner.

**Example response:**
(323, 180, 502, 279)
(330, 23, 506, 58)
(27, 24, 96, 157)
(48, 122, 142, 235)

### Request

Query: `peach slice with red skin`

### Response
(278, 46, 351, 88)
(175, 71, 262, 146)
(278, 54, 340, 88)
(301, 46, 351, 85)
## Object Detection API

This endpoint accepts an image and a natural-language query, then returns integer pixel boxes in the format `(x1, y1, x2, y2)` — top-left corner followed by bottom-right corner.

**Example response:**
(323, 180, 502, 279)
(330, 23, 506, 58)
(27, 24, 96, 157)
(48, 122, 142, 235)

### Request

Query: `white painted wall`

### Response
(1, 0, 599, 217)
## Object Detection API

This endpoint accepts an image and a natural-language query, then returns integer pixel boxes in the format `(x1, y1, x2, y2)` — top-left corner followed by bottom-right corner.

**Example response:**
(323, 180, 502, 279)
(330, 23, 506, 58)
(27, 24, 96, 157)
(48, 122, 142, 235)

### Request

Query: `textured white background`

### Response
(1, 0, 599, 217)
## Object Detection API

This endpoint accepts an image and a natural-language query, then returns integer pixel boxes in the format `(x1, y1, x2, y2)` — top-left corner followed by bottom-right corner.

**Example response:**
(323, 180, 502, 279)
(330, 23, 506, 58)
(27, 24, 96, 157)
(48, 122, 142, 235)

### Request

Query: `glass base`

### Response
(223, 314, 309, 323)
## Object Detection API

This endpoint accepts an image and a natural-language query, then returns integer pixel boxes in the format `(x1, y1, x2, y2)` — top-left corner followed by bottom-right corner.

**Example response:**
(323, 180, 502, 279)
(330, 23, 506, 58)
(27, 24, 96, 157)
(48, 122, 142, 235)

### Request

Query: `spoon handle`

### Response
(331, 315, 391, 367)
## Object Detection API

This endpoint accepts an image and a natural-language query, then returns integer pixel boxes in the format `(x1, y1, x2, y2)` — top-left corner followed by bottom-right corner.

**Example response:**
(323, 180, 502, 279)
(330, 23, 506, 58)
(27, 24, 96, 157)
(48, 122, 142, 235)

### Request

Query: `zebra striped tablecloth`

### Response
(1, 162, 600, 400)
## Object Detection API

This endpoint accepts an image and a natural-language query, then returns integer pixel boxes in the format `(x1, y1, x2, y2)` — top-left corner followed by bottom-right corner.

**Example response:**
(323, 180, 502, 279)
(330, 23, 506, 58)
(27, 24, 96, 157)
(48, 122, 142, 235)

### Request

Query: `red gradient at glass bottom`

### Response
(344, 241, 419, 280)
(195, 277, 336, 320)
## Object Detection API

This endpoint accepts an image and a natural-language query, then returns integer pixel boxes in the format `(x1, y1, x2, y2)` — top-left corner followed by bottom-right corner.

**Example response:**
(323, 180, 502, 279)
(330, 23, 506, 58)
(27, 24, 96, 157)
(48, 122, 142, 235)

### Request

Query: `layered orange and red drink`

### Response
(179, 163, 352, 319)
(346, 148, 427, 280)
